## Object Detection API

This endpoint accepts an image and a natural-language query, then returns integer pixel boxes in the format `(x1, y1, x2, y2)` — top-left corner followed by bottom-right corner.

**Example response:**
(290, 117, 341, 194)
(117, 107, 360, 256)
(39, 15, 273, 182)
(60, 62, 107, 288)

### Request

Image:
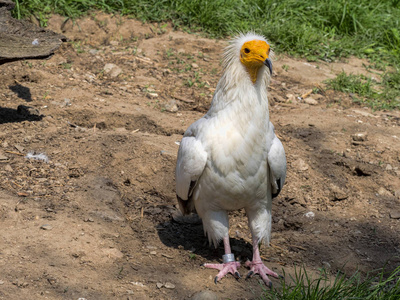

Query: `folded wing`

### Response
(267, 122, 286, 198)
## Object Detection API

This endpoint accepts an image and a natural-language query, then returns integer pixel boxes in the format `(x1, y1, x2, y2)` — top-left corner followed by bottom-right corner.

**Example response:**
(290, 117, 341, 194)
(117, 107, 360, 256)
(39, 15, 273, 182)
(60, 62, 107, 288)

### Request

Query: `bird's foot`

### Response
(245, 260, 280, 288)
(203, 260, 241, 284)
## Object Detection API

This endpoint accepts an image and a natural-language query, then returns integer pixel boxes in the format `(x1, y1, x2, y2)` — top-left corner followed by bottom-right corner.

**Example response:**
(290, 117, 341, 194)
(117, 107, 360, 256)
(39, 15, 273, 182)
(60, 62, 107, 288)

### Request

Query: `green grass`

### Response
(263, 266, 400, 300)
(12, 0, 400, 110)
(325, 71, 400, 110)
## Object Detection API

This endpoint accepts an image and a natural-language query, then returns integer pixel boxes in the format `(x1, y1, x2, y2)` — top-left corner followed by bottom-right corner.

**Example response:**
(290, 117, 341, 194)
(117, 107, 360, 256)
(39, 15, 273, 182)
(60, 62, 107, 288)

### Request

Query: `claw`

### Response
(246, 270, 254, 280)
(279, 275, 284, 280)
(268, 281, 273, 289)
(214, 276, 218, 284)
(234, 271, 241, 280)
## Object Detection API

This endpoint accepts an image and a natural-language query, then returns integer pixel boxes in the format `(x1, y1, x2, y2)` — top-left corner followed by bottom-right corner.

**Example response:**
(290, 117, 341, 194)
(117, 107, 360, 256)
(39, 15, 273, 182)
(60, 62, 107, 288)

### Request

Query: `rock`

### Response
(192, 290, 219, 300)
(304, 97, 318, 105)
(40, 224, 53, 230)
(103, 63, 122, 77)
(0, 280, 4, 285)
(292, 158, 309, 172)
(377, 187, 392, 197)
(156, 282, 163, 289)
(330, 185, 348, 201)
(164, 282, 175, 289)
(304, 211, 315, 218)
(385, 164, 393, 171)
(395, 189, 400, 199)
(191, 63, 199, 69)
(14, 144, 24, 152)
(147, 92, 158, 99)
(4, 164, 13, 172)
(389, 211, 400, 219)
(351, 132, 368, 142)
(0, 152, 9, 160)
(286, 93, 297, 103)
(164, 100, 179, 112)
(89, 49, 99, 55)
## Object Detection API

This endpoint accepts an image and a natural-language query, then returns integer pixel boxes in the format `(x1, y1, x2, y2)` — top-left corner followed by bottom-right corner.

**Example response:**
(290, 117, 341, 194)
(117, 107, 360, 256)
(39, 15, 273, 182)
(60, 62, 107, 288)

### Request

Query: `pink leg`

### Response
(203, 236, 241, 283)
(245, 236, 280, 288)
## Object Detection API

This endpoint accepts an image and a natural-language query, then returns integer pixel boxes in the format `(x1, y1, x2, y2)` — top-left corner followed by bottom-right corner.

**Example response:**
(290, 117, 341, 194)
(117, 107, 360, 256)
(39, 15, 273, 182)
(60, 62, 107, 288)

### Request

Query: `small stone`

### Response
(164, 100, 179, 112)
(164, 282, 175, 289)
(40, 224, 53, 230)
(304, 211, 315, 218)
(84, 217, 94, 222)
(292, 158, 309, 172)
(110, 40, 119, 46)
(0, 280, 4, 285)
(103, 63, 122, 78)
(352, 132, 368, 142)
(150, 251, 157, 255)
(304, 97, 318, 105)
(377, 187, 392, 197)
(89, 49, 99, 55)
(156, 282, 163, 289)
(4, 164, 13, 171)
(395, 189, 400, 199)
(0, 153, 9, 160)
(191, 290, 219, 300)
(147, 92, 158, 99)
(191, 63, 199, 69)
(389, 211, 400, 219)
(286, 93, 296, 103)
(322, 261, 331, 269)
(14, 144, 24, 152)
(385, 164, 393, 171)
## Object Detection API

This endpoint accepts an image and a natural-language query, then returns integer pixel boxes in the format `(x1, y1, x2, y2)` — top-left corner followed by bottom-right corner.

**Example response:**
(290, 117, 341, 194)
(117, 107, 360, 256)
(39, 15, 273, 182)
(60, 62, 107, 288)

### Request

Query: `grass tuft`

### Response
(263, 266, 400, 300)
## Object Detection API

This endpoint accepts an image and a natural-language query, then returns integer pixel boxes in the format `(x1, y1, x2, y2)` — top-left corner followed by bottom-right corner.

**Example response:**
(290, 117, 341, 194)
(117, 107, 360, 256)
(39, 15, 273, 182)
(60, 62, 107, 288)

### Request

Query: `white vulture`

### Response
(175, 32, 286, 287)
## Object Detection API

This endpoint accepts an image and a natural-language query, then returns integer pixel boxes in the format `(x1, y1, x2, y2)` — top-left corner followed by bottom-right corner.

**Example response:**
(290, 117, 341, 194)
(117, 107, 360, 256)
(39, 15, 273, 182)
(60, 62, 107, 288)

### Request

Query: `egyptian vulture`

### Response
(175, 32, 286, 286)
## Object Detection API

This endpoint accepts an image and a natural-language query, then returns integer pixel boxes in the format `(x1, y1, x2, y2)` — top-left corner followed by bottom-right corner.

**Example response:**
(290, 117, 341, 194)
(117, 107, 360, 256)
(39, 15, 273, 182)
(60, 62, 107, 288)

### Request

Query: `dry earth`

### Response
(0, 13, 399, 300)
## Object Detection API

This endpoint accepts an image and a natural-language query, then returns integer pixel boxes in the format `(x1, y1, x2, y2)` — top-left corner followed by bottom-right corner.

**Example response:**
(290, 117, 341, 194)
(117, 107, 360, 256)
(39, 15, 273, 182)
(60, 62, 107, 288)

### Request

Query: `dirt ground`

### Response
(0, 13, 399, 300)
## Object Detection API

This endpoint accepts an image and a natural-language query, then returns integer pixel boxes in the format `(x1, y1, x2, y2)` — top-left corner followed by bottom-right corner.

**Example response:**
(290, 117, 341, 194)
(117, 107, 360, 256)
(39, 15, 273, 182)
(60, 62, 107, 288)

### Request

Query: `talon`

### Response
(268, 281, 273, 289)
(246, 270, 254, 280)
(214, 276, 218, 284)
(234, 271, 241, 279)
(279, 275, 284, 280)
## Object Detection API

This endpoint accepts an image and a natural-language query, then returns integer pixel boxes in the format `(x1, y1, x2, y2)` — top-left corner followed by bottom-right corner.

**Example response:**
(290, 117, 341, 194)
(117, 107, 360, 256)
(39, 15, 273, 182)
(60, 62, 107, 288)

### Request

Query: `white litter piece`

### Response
(25, 152, 49, 163)
(175, 141, 181, 146)
(32, 39, 39, 46)
(304, 211, 315, 218)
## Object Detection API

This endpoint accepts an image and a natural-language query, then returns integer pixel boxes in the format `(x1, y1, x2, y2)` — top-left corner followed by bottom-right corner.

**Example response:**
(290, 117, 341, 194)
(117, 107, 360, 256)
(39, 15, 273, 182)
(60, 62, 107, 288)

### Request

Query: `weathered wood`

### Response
(0, 1, 67, 64)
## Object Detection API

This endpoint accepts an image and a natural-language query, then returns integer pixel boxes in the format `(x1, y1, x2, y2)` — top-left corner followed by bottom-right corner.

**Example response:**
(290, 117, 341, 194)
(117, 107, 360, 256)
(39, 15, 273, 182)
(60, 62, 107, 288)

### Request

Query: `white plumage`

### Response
(175, 32, 286, 286)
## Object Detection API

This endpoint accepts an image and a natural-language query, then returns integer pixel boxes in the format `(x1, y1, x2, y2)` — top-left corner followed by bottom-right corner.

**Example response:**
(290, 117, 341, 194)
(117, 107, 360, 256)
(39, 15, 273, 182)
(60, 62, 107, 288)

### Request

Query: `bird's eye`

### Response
(244, 48, 250, 53)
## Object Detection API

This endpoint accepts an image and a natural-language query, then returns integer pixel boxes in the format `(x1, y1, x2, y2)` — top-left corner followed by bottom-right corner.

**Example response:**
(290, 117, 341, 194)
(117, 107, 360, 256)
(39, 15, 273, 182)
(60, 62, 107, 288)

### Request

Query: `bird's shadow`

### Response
(9, 84, 32, 102)
(156, 211, 253, 262)
(0, 105, 43, 124)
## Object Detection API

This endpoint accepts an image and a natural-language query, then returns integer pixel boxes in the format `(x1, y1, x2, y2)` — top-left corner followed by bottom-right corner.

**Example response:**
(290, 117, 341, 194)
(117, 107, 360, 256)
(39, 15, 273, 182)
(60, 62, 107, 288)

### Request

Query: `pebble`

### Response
(377, 187, 392, 197)
(389, 211, 400, 219)
(0, 153, 9, 161)
(0, 280, 4, 285)
(103, 63, 122, 78)
(40, 224, 53, 230)
(164, 282, 175, 289)
(304, 211, 315, 218)
(191, 290, 219, 300)
(352, 132, 368, 142)
(156, 282, 163, 289)
(304, 97, 318, 105)
(14, 144, 24, 152)
(191, 63, 199, 69)
(291, 158, 309, 172)
(164, 100, 179, 112)
(147, 92, 158, 99)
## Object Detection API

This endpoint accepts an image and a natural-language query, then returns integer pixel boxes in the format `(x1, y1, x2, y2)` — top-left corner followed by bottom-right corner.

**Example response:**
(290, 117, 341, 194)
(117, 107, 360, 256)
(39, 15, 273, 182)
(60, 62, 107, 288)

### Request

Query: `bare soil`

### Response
(0, 13, 399, 300)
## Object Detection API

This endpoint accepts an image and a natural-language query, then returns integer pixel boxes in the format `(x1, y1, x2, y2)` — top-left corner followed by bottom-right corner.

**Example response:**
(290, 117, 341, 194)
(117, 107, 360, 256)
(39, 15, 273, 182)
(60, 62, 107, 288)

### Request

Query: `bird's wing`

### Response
(175, 123, 208, 214)
(267, 122, 286, 198)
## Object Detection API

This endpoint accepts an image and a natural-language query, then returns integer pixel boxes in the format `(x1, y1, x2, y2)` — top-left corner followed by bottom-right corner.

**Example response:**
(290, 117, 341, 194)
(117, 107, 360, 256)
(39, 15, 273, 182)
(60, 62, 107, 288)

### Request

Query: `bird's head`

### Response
(224, 32, 273, 84)
(240, 40, 272, 82)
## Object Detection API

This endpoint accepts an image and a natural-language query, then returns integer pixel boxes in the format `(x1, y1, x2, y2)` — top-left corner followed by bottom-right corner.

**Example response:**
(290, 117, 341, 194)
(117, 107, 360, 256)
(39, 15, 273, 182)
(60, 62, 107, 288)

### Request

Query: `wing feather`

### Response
(266, 122, 286, 198)
(175, 135, 207, 214)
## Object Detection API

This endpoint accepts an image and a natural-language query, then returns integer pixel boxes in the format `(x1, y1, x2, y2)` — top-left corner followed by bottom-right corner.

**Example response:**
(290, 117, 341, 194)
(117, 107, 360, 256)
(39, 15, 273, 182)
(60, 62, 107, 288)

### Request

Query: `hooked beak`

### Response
(264, 58, 273, 76)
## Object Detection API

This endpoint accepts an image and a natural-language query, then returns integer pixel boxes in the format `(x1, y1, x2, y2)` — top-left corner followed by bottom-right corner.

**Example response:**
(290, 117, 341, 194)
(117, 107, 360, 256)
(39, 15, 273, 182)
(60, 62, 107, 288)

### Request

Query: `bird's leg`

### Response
(203, 236, 241, 283)
(245, 236, 280, 288)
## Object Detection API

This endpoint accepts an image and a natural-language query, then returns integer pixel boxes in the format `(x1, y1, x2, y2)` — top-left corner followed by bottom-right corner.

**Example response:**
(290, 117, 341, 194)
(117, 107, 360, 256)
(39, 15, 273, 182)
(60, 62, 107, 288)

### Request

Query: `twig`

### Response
(288, 244, 307, 251)
(5, 151, 24, 156)
(270, 243, 286, 252)
(172, 94, 194, 103)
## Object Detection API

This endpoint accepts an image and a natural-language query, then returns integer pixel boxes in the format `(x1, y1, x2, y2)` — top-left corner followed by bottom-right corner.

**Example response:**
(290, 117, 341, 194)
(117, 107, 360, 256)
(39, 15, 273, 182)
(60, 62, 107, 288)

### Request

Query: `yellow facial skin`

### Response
(240, 40, 271, 83)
